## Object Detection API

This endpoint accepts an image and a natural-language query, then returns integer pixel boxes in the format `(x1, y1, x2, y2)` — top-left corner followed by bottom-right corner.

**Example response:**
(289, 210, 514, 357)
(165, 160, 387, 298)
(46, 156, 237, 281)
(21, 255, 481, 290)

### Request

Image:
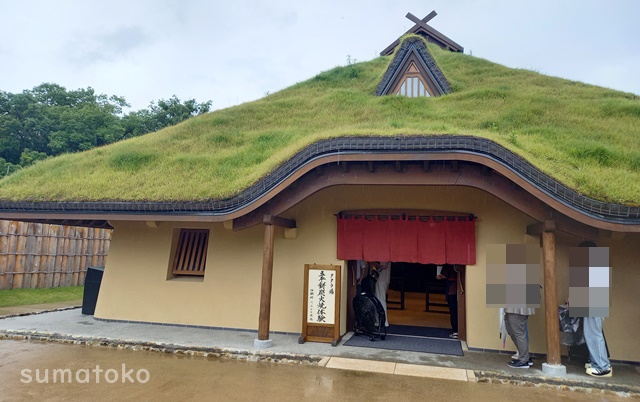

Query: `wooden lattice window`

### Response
(172, 229, 209, 276)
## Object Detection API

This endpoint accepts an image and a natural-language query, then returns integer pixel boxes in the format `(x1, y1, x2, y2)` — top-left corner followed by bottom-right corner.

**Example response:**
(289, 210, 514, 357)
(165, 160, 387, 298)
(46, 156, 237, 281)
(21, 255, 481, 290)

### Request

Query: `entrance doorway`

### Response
(346, 261, 467, 341)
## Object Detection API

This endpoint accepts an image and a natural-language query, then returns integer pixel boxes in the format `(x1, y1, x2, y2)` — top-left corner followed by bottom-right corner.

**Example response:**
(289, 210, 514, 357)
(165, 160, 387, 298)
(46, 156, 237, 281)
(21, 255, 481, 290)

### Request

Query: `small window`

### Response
(396, 76, 430, 97)
(172, 229, 209, 276)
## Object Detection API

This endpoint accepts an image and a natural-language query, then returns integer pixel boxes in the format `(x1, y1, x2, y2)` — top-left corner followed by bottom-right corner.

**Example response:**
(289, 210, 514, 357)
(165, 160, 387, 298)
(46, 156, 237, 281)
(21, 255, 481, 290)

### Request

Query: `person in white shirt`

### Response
(375, 261, 391, 327)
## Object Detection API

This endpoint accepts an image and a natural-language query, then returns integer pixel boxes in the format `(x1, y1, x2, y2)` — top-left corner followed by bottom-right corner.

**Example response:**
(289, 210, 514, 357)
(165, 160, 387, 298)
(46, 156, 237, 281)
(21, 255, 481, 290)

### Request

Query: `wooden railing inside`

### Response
(0, 220, 112, 290)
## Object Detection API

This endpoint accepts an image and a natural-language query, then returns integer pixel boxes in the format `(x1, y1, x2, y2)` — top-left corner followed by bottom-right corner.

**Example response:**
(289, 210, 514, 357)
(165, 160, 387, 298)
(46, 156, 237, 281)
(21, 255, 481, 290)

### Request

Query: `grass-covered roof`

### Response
(0, 37, 639, 205)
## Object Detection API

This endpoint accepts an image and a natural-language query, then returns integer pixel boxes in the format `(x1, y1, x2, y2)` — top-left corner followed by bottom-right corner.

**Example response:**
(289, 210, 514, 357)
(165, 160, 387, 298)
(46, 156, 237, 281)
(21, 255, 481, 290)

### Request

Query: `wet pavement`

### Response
(0, 306, 638, 399)
(0, 340, 631, 402)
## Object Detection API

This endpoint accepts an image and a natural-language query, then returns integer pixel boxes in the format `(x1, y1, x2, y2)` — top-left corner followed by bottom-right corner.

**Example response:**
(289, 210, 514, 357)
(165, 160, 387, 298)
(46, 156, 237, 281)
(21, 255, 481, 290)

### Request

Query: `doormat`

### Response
(343, 333, 463, 356)
(386, 325, 452, 339)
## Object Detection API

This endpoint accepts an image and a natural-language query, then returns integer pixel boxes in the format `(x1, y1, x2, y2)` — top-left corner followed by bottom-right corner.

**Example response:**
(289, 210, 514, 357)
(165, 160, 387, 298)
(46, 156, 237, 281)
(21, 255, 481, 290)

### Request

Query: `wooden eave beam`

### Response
(526, 220, 557, 236)
(263, 214, 296, 228)
(13, 218, 113, 229)
(233, 159, 605, 240)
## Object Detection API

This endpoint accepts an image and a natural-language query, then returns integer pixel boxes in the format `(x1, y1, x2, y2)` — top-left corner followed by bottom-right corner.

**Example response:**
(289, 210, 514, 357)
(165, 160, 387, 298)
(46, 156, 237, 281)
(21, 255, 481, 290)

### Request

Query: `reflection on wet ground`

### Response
(0, 340, 627, 402)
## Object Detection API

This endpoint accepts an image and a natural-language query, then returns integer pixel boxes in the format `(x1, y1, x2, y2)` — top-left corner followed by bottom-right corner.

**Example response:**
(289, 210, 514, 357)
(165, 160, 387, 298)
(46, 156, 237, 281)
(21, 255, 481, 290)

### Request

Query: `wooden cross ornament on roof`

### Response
(406, 10, 438, 29)
(380, 10, 464, 56)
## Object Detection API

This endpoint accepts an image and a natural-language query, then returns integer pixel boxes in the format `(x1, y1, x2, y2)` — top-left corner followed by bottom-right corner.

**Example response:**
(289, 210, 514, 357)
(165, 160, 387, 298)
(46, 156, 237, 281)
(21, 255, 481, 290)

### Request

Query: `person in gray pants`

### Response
(583, 316, 612, 377)
(505, 307, 536, 368)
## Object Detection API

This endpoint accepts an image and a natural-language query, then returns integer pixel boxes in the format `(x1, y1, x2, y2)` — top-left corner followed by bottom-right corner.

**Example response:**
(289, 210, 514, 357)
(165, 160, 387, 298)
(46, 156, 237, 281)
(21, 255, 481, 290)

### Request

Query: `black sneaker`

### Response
(527, 359, 534, 366)
(449, 332, 458, 339)
(507, 359, 530, 369)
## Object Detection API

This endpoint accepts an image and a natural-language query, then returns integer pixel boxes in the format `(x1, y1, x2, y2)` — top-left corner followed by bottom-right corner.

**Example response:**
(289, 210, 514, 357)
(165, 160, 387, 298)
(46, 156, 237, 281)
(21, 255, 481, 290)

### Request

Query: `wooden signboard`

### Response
(299, 264, 342, 346)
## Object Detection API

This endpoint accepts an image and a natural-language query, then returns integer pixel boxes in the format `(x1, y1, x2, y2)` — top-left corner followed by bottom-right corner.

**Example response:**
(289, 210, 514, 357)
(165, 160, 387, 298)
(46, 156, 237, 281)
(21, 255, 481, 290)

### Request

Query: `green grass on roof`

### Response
(0, 37, 639, 205)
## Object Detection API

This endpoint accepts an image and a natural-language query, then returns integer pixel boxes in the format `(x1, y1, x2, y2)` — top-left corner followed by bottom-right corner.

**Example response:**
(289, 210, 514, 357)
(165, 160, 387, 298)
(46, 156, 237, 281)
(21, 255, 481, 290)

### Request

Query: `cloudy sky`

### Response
(1, 0, 638, 112)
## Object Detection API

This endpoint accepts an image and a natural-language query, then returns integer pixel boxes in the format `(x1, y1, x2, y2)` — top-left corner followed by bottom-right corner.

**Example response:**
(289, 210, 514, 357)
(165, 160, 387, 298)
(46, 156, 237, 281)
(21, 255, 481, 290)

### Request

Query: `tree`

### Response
(120, 108, 157, 139)
(48, 104, 125, 155)
(19, 148, 48, 167)
(0, 157, 20, 178)
(0, 84, 211, 174)
(0, 112, 23, 163)
(122, 95, 212, 137)
(0, 84, 130, 159)
(0, 90, 47, 163)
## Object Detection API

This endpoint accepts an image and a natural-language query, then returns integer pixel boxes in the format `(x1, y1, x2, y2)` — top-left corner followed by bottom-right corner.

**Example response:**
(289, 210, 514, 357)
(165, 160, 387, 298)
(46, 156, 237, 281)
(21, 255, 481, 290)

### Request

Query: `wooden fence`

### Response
(0, 220, 112, 290)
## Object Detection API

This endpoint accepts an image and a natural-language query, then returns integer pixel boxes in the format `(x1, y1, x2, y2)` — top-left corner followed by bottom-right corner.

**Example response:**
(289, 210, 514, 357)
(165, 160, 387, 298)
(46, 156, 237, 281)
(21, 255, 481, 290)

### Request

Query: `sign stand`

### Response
(299, 264, 342, 346)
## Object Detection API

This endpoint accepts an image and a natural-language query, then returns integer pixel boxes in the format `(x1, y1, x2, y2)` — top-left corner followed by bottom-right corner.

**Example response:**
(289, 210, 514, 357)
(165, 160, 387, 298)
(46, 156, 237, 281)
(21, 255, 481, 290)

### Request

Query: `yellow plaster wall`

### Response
(94, 185, 640, 361)
(95, 221, 265, 329)
(590, 233, 640, 362)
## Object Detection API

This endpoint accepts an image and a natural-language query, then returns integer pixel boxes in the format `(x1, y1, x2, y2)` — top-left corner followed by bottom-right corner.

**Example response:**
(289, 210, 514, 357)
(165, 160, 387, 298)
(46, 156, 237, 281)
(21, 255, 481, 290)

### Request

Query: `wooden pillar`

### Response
(542, 220, 561, 366)
(257, 222, 275, 341)
(256, 214, 295, 343)
(457, 266, 467, 341)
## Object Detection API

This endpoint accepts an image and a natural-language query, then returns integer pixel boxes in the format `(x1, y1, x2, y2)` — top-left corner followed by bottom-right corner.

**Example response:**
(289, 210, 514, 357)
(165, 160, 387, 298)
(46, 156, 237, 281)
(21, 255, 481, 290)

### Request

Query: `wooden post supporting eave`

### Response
(257, 214, 296, 342)
(541, 220, 561, 366)
(258, 223, 275, 341)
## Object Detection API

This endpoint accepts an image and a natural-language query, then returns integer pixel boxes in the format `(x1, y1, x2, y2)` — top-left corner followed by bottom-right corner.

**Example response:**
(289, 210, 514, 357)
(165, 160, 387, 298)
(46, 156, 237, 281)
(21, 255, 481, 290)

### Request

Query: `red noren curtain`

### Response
(336, 214, 476, 265)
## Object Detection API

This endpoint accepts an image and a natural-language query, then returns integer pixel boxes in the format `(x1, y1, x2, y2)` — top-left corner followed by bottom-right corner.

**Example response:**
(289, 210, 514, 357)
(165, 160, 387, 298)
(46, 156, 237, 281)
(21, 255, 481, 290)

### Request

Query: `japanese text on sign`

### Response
(307, 269, 335, 324)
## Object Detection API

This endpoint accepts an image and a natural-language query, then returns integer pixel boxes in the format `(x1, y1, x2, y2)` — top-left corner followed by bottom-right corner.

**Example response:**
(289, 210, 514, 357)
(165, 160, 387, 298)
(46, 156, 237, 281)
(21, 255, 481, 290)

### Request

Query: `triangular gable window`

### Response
(375, 37, 451, 97)
(396, 77, 430, 97)
(394, 63, 431, 97)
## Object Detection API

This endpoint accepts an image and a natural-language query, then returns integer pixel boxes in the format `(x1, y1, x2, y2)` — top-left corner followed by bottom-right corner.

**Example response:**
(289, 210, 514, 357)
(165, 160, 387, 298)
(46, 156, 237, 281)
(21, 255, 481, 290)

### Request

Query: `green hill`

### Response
(1, 38, 639, 205)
